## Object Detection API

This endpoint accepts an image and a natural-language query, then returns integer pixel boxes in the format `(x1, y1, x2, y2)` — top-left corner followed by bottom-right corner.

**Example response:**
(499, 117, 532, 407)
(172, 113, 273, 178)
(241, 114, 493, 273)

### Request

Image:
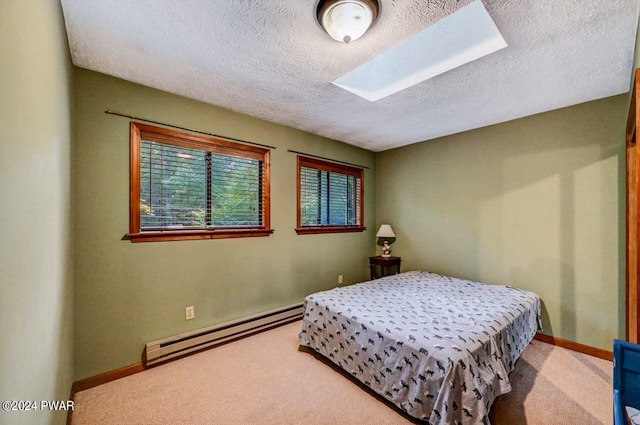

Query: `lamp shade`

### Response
(317, 0, 379, 44)
(376, 224, 395, 238)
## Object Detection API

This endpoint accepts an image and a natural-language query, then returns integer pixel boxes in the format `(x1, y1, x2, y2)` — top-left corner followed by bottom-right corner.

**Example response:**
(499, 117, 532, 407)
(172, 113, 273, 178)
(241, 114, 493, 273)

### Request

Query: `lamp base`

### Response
(381, 253, 391, 258)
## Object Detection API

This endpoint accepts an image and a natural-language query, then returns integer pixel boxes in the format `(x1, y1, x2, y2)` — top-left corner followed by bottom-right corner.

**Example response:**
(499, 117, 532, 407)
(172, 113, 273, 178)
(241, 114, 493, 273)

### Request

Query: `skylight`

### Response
(332, 0, 507, 102)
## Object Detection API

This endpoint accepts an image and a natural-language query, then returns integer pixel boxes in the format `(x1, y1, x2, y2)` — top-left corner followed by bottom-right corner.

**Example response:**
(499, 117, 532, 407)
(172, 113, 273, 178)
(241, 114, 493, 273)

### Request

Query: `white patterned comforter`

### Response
(299, 271, 541, 425)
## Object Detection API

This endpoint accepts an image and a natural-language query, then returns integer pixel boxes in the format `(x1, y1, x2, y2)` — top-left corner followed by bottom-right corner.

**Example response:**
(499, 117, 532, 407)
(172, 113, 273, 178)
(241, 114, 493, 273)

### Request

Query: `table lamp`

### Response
(376, 224, 396, 257)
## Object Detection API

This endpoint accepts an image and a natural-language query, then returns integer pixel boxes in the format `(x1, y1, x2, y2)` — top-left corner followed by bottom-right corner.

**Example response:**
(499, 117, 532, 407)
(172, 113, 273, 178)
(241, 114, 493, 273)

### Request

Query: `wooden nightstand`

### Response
(369, 256, 401, 280)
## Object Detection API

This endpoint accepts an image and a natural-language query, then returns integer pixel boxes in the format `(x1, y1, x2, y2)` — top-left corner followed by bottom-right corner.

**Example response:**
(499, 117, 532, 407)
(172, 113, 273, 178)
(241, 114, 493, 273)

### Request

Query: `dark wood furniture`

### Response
(369, 256, 401, 280)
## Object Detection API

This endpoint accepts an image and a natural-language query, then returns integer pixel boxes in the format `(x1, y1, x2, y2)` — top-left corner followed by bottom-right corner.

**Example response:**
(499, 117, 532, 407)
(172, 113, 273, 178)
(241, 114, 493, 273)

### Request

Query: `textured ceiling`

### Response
(61, 0, 639, 152)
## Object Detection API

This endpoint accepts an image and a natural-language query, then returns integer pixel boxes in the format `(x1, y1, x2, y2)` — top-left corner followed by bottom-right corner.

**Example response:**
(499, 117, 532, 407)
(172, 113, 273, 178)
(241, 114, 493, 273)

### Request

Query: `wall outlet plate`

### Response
(185, 306, 195, 320)
(338, 275, 344, 284)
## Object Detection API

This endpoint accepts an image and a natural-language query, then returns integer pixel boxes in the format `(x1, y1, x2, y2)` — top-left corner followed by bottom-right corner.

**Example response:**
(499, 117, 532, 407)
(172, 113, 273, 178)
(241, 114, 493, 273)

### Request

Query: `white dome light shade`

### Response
(317, 0, 379, 44)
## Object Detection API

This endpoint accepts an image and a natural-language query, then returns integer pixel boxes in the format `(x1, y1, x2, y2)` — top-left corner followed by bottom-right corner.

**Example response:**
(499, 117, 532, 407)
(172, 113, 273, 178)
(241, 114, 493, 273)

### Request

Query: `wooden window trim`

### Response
(127, 229, 273, 243)
(296, 155, 365, 235)
(127, 122, 272, 242)
(295, 226, 366, 235)
(627, 68, 640, 342)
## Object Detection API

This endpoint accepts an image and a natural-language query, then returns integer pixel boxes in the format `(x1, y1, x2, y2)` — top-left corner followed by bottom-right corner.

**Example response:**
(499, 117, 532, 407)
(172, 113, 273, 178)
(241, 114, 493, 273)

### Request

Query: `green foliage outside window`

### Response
(140, 141, 262, 230)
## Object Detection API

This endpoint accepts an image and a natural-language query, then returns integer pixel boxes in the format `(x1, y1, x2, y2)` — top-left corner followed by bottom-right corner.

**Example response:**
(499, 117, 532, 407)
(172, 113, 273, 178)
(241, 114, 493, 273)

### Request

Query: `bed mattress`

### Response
(299, 271, 541, 425)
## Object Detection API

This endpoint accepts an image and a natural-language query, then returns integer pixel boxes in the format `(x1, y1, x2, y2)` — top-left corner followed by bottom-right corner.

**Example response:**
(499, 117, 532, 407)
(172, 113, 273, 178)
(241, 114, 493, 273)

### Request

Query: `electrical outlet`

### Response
(185, 306, 195, 320)
(338, 275, 344, 284)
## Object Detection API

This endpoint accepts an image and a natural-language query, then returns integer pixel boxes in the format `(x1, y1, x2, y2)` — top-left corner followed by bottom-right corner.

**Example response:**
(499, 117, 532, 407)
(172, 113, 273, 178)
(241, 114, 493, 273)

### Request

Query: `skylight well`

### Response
(332, 0, 507, 102)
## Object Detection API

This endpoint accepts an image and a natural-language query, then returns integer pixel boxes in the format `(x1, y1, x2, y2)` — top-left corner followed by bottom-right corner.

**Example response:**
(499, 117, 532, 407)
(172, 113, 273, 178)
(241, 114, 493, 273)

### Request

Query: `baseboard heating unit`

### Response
(145, 302, 304, 366)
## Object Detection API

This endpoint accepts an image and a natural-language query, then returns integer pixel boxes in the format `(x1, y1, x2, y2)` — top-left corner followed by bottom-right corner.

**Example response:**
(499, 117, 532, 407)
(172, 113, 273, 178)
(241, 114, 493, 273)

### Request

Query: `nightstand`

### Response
(369, 256, 401, 280)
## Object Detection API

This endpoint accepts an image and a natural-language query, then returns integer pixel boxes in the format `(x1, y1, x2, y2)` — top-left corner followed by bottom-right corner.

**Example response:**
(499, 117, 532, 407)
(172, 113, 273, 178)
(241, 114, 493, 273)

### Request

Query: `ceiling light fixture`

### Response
(316, 0, 380, 44)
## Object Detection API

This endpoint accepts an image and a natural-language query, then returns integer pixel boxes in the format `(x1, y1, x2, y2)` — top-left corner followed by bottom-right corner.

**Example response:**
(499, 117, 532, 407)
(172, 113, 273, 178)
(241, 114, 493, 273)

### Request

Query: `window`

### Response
(296, 156, 365, 234)
(127, 123, 272, 242)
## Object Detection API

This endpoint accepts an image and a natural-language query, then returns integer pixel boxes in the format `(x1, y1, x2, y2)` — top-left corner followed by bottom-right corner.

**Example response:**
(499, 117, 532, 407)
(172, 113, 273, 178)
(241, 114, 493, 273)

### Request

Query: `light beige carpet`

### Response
(71, 320, 612, 425)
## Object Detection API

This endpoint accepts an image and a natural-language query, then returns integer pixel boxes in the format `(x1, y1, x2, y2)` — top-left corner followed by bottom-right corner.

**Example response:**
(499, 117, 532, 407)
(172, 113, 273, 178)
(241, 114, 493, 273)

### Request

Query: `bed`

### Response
(299, 271, 541, 425)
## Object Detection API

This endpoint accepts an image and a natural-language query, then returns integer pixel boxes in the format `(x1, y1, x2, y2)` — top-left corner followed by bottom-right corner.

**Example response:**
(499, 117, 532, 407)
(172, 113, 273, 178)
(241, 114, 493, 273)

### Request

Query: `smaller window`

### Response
(127, 123, 272, 242)
(296, 156, 365, 235)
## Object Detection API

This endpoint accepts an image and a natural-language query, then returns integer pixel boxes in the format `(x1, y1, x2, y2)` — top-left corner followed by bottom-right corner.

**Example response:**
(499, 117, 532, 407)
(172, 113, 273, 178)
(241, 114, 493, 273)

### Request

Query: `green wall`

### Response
(73, 69, 376, 379)
(634, 14, 640, 74)
(0, 1, 74, 424)
(376, 95, 627, 351)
